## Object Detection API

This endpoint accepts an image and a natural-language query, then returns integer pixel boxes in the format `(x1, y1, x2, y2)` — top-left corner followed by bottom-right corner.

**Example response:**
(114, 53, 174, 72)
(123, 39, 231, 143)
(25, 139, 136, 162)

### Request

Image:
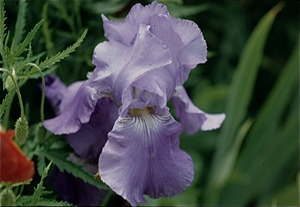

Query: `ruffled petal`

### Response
(149, 14, 207, 85)
(99, 110, 194, 206)
(67, 97, 118, 162)
(172, 86, 226, 135)
(89, 24, 172, 110)
(48, 167, 105, 206)
(102, 1, 169, 45)
(43, 82, 98, 135)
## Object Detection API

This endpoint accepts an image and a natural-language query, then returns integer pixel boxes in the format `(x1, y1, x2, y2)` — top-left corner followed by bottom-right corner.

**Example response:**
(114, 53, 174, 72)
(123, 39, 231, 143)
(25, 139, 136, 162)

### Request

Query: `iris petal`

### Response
(43, 82, 98, 135)
(102, 1, 168, 45)
(99, 110, 194, 206)
(172, 86, 226, 135)
(67, 97, 118, 162)
(89, 24, 172, 113)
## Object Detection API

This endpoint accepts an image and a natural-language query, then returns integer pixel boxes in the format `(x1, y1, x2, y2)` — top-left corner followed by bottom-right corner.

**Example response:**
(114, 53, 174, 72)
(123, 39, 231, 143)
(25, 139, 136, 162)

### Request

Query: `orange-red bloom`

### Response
(0, 129, 35, 183)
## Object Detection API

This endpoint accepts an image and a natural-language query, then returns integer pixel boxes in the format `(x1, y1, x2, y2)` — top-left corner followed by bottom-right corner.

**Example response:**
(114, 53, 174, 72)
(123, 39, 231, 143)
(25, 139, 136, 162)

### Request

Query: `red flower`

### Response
(0, 129, 35, 183)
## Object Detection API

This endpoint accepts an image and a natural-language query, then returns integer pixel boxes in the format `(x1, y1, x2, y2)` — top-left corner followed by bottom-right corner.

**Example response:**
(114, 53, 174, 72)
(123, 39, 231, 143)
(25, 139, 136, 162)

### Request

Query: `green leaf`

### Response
(40, 149, 109, 190)
(37, 200, 73, 206)
(204, 3, 284, 204)
(11, 0, 27, 52)
(12, 19, 43, 61)
(30, 161, 52, 206)
(161, 2, 209, 18)
(243, 38, 299, 150)
(217, 37, 299, 206)
(0, 89, 15, 119)
(90, 0, 130, 15)
(221, 101, 299, 205)
(37, 154, 46, 177)
(0, 0, 7, 56)
(37, 29, 87, 71)
(16, 195, 32, 206)
(273, 180, 299, 206)
(41, 1, 55, 56)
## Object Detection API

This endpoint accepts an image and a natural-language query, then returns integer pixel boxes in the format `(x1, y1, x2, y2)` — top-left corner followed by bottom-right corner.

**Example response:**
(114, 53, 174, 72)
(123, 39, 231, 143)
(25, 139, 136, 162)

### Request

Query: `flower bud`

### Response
(5, 69, 17, 92)
(15, 116, 29, 145)
(0, 188, 16, 206)
(5, 75, 17, 92)
(35, 123, 47, 143)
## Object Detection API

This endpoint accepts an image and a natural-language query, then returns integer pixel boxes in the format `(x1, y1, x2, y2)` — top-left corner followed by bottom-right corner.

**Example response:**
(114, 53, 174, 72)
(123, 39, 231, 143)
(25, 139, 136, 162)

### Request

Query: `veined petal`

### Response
(102, 1, 169, 45)
(99, 109, 194, 206)
(67, 97, 118, 162)
(172, 86, 226, 135)
(43, 82, 98, 135)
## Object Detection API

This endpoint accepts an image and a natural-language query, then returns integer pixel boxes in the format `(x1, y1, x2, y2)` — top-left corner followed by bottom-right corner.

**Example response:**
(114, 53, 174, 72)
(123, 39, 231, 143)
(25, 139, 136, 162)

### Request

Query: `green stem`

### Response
(26, 63, 45, 122)
(100, 190, 114, 206)
(0, 68, 25, 117)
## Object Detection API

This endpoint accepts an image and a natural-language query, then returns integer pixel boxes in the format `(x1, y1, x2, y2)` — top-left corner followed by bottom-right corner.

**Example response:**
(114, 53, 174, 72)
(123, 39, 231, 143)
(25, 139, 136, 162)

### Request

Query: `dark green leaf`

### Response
(40, 149, 109, 190)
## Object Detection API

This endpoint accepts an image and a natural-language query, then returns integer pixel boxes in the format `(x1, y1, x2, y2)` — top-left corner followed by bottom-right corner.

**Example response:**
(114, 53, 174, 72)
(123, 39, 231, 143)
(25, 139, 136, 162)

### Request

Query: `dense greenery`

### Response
(1, 0, 299, 206)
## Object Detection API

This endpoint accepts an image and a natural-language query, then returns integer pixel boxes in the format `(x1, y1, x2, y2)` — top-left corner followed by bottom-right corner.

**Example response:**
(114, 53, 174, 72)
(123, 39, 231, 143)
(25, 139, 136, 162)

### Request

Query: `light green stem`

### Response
(26, 63, 45, 122)
(0, 68, 24, 117)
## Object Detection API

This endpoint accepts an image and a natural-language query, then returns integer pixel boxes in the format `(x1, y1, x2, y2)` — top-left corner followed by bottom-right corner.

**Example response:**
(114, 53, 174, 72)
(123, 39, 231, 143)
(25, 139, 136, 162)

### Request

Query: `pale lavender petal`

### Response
(43, 75, 68, 115)
(102, 1, 168, 45)
(99, 111, 194, 206)
(88, 40, 132, 97)
(89, 24, 172, 111)
(43, 82, 98, 135)
(48, 167, 105, 206)
(67, 97, 118, 162)
(59, 81, 84, 112)
(148, 14, 207, 85)
(172, 86, 226, 135)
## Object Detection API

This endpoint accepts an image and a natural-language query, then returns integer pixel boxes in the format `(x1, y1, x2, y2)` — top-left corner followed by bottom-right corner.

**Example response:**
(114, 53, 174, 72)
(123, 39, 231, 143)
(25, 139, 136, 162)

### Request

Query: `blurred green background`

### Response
(1, 0, 299, 206)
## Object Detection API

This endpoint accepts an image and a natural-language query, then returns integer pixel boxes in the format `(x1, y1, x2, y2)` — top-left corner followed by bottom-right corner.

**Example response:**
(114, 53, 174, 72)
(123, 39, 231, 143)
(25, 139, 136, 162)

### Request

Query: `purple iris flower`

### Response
(43, 1, 225, 206)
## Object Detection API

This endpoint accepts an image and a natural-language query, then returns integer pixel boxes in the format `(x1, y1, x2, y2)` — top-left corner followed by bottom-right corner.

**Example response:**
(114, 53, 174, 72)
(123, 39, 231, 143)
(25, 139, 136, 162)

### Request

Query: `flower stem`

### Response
(26, 63, 45, 122)
(0, 68, 25, 118)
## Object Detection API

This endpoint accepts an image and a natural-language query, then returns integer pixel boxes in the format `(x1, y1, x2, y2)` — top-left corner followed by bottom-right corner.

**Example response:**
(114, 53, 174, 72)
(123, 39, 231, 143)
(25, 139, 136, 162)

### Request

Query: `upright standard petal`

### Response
(102, 1, 169, 45)
(99, 109, 194, 206)
(89, 24, 172, 112)
(148, 14, 207, 85)
(67, 97, 118, 162)
(172, 86, 226, 135)
(43, 81, 98, 135)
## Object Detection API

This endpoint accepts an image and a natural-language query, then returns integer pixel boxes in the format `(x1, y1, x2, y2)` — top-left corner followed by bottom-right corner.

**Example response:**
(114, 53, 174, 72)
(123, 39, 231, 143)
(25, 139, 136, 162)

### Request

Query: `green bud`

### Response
(0, 188, 16, 206)
(35, 122, 47, 143)
(15, 116, 29, 145)
(5, 69, 17, 92)
(5, 74, 17, 91)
